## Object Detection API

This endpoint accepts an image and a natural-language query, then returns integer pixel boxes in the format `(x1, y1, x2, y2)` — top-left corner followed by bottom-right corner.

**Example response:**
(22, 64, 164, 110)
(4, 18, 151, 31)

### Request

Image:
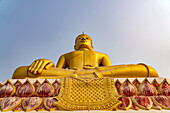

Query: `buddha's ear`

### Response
(91, 46, 94, 50)
(74, 45, 76, 50)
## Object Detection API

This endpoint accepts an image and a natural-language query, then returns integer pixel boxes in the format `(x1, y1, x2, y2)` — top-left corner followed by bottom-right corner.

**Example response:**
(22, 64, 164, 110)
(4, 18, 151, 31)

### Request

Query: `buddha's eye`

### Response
(79, 38, 81, 39)
(86, 38, 89, 39)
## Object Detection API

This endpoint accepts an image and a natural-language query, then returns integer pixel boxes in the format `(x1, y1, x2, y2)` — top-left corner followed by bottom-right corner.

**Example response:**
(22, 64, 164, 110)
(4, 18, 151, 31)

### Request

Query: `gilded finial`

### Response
(82, 31, 84, 35)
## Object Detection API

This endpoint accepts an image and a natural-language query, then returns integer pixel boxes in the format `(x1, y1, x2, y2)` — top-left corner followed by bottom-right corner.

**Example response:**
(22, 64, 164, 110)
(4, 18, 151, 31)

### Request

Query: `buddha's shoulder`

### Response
(94, 51, 109, 58)
(94, 51, 107, 55)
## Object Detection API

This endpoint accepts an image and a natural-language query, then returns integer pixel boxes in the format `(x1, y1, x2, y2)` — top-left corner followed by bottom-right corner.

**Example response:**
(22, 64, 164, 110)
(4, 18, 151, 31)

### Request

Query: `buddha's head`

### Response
(74, 33, 93, 51)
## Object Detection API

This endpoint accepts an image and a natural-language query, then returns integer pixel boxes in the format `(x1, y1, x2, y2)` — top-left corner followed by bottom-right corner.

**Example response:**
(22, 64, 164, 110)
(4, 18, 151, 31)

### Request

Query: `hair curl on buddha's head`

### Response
(74, 33, 93, 50)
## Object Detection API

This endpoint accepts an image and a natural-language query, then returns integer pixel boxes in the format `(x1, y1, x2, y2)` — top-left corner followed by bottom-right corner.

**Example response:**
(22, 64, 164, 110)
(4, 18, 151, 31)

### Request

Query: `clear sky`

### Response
(0, 0, 170, 82)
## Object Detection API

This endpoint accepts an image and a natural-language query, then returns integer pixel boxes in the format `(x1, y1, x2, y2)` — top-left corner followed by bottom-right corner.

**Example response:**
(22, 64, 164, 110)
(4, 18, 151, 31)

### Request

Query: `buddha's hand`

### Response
(83, 65, 95, 69)
(28, 59, 55, 75)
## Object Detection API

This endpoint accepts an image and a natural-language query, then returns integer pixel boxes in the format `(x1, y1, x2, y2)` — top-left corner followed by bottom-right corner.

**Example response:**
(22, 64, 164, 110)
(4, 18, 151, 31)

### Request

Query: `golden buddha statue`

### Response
(12, 33, 159, 79)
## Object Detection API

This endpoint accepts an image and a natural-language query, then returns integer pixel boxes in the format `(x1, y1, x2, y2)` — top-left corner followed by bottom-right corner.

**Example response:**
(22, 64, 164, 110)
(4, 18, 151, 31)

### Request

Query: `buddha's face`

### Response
(74, 34, 93, 50)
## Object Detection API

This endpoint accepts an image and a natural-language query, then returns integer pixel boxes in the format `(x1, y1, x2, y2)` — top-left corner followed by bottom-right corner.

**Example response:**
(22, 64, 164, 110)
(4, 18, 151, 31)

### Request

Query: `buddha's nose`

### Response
(82, 37, 86, 40)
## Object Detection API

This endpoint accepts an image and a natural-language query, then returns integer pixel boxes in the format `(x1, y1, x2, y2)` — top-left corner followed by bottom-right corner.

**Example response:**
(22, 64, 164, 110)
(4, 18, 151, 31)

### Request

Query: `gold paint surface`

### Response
(53, 77, 121, 110)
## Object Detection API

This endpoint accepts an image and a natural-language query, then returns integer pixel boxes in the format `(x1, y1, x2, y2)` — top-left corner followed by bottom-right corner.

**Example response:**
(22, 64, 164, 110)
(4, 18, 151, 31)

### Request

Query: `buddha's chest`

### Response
(65, 51, 101, 69)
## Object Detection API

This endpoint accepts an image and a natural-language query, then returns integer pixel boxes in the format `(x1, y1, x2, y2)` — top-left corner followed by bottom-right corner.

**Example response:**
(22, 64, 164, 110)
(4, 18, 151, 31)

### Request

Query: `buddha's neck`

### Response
(77, 48, 90, 51)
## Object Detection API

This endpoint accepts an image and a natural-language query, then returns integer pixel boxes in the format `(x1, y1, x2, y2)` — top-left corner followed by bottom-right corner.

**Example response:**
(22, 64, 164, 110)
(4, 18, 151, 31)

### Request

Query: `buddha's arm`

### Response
(56, 55, 67, 68)
(101, 54, 112, 66)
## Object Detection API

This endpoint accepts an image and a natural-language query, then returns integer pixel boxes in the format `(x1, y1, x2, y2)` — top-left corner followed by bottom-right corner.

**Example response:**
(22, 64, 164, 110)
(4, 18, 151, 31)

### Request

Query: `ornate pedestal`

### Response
(0, 77, 169, 112)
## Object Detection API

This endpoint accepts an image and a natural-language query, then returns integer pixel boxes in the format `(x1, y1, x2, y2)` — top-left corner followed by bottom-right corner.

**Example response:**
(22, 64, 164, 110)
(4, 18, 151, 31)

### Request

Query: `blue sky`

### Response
(0, 0, 170, 82)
